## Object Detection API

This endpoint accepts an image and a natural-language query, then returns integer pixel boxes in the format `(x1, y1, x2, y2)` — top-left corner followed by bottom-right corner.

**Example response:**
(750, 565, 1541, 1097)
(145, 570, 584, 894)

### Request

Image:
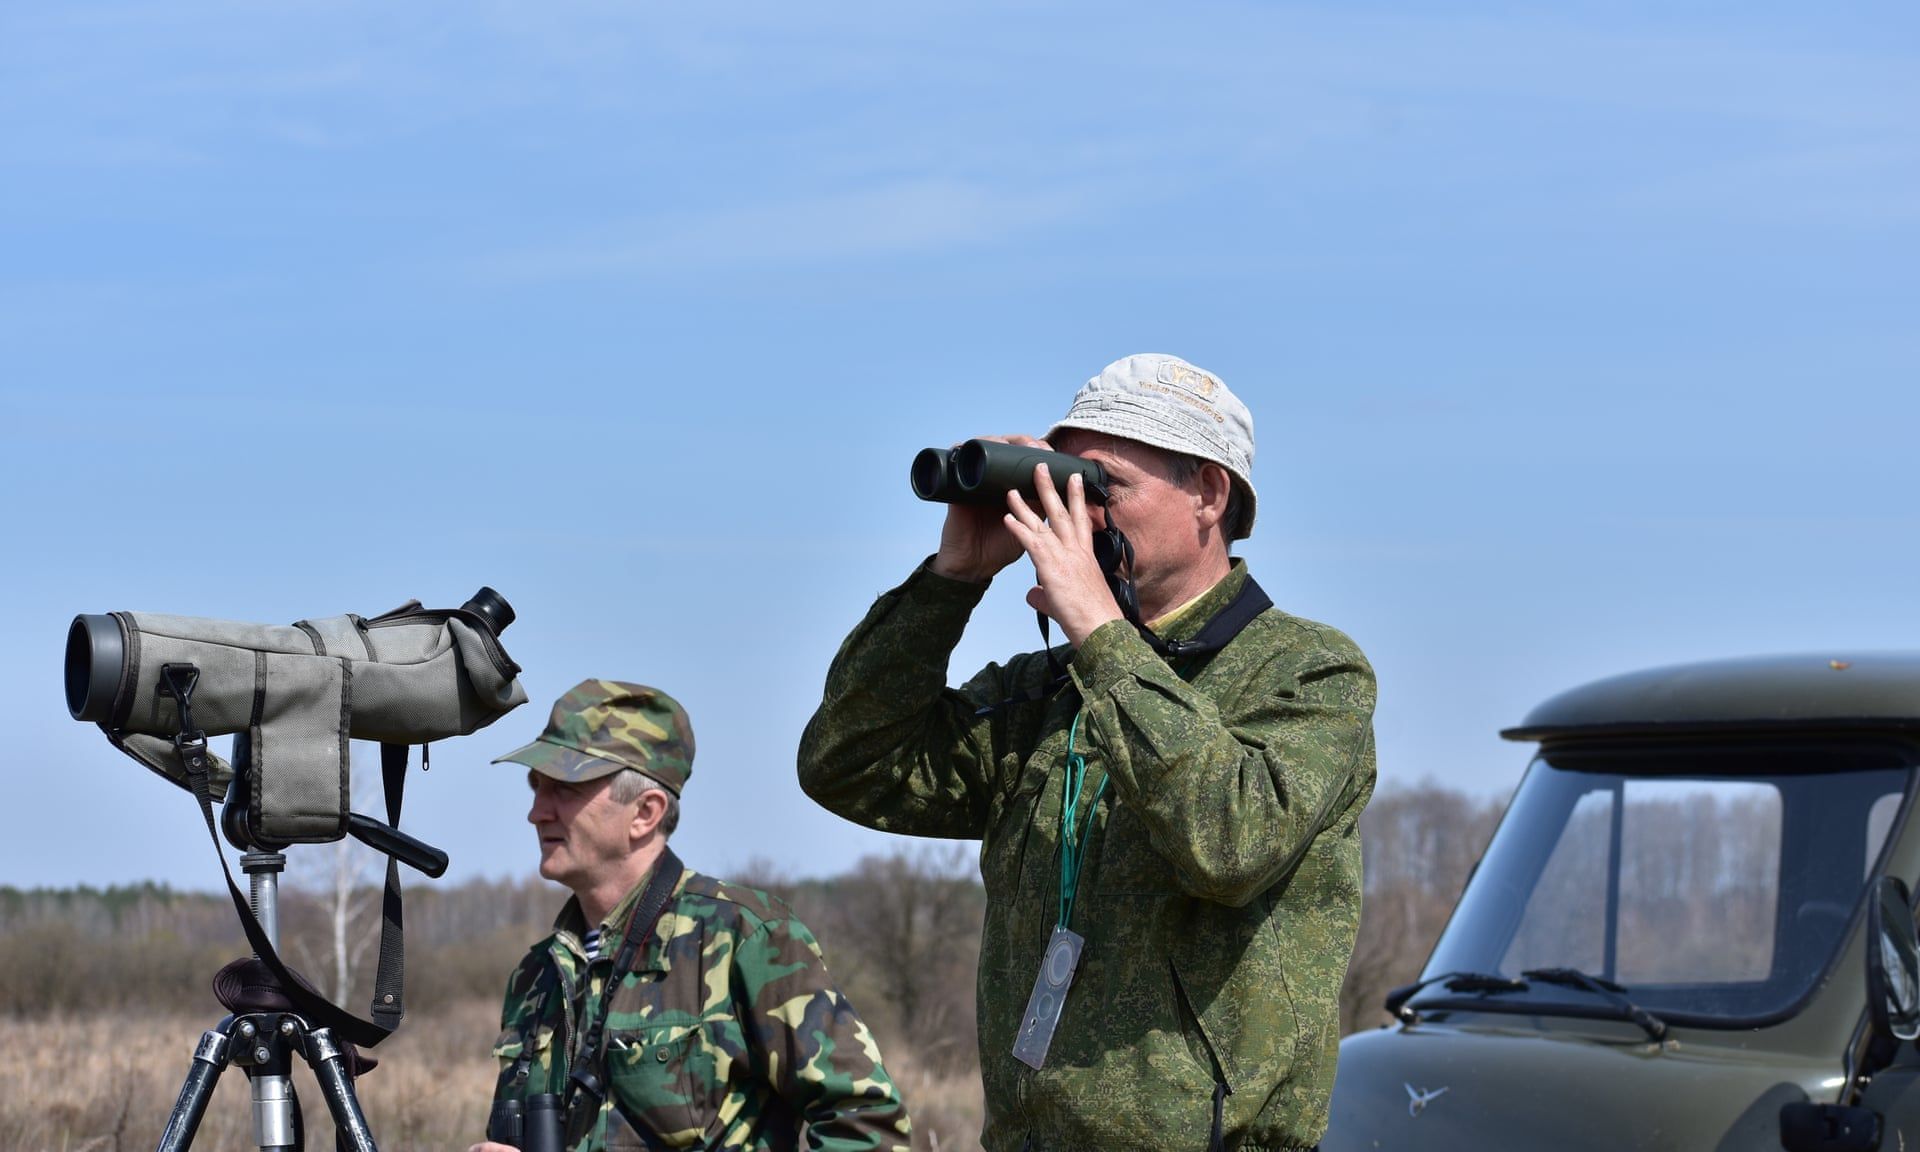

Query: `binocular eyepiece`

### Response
(461, 586, 516, 637)
(911, 439, 1107, 507)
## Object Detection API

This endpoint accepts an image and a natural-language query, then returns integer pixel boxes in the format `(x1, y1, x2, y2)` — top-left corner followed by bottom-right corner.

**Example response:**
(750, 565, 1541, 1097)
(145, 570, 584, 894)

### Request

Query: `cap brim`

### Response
(491, 737, 628, 784)
(1047, 415, 1258, 540)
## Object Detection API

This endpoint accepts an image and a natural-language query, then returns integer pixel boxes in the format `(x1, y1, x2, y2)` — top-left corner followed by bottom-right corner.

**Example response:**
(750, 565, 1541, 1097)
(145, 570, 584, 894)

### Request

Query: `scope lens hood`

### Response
(65, 613, 125, 723)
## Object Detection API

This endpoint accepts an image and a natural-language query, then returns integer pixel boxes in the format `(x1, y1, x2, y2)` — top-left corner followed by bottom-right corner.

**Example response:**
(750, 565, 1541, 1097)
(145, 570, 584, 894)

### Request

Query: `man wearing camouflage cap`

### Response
(799, 355, 1375, 1151)
(471, 679, 912, 1152)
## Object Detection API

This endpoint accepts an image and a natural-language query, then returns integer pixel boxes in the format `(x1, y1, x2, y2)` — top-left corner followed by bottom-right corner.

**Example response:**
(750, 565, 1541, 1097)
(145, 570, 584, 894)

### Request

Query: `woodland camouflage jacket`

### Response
(489, 861, 912, 1152)
(798, 560, 1376, 1152)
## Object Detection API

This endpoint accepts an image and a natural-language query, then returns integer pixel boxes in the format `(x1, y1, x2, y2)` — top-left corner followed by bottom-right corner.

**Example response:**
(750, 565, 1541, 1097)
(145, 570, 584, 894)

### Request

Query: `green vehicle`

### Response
(1325, 653, 1920, 1152)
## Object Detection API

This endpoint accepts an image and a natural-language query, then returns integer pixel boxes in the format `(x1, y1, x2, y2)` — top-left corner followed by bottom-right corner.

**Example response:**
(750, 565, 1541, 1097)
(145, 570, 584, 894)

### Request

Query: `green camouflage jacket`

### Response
(489, 859, 912, 1152)
(797, 560, 1375, 1152)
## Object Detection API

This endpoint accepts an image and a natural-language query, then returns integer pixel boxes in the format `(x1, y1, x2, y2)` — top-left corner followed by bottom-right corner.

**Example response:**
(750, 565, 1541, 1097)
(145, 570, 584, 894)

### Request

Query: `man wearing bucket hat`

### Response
(799, 355, 1375, 1152)
(472, 679, 912, 1152)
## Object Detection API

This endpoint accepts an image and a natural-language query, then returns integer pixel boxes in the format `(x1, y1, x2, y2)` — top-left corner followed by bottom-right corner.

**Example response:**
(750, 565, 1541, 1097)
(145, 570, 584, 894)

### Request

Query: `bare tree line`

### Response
(1340, 783, 1507, 1033)
(13, 784, 1853, 1152)
(0, 783, 1508, 1055)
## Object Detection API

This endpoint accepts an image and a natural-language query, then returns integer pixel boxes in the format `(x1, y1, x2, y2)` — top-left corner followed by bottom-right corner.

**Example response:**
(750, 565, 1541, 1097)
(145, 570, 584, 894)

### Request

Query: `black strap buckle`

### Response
(172, 731, 211, 776)
(158, 661, 200, 707)
(159, 663, 210, 774)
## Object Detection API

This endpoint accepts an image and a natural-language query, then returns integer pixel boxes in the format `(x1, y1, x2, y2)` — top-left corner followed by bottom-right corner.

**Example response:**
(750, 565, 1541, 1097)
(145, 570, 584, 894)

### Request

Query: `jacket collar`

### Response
(1143, 558, 1249, 643)
(550, 855, 689, 976)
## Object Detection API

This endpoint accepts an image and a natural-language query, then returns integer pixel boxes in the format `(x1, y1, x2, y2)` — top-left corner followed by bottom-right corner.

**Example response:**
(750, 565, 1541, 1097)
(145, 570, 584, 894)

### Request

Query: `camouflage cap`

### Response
(491, 679, 695, 796)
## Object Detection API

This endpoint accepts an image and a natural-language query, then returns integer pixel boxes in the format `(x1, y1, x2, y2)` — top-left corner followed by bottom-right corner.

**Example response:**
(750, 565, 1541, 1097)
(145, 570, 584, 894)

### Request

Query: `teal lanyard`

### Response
(1057, 711, 1109, 931)
(1055, 657, 1199, 931)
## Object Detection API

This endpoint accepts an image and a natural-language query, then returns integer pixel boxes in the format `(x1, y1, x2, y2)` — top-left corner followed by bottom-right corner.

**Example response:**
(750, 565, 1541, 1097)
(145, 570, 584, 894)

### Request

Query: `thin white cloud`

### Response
(484, 177, 1089, 280)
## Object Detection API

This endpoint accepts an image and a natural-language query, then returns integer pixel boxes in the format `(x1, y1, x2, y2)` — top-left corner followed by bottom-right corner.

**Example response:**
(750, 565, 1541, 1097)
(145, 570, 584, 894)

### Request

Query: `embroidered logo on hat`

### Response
(1157, 359, 1218, 399)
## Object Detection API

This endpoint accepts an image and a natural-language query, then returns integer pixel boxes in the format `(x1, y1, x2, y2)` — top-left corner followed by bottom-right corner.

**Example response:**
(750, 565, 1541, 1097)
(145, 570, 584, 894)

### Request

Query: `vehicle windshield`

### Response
(1417, 739, 1913, 1027)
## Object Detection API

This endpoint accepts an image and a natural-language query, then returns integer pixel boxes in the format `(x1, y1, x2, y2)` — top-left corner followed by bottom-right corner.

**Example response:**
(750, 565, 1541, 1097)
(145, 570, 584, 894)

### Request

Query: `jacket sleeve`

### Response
(735, 915, 913, 1152)
(1069, 614, 1376, 908)
(796, 562, 1008, 839)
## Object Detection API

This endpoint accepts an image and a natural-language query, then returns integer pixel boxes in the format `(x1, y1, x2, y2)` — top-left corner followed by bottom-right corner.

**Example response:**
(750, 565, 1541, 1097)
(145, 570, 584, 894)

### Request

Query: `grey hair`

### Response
(608, 768, 680, 838)
(1164, 453, 1249, 547)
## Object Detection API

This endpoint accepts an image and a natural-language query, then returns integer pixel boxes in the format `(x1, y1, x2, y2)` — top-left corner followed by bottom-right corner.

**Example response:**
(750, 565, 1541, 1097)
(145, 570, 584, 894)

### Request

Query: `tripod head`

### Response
(221, 733, 448, 877)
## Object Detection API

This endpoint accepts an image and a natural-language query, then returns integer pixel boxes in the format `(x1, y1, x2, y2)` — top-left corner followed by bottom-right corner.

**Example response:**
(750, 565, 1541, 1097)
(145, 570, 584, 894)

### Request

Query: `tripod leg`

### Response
(157, 1029, 233, 1152)
(250, 1072, 298, 1149)
(305, 1028, 379, 1152)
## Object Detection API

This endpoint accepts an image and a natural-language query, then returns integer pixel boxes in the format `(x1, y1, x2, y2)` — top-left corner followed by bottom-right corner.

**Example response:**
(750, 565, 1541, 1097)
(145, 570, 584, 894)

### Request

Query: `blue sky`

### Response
(3, 2, 1916, 892)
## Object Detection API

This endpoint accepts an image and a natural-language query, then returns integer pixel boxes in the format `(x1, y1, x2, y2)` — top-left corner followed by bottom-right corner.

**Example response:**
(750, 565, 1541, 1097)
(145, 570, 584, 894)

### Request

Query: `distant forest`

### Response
(0, 782, 1506, 1052)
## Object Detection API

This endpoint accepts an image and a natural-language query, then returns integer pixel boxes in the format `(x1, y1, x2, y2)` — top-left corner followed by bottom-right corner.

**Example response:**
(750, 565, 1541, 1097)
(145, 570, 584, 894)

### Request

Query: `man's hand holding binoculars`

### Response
(926, 434, 1123, 649)
(928, 434, 1053, 585)
(1005, 462, 1125, 648)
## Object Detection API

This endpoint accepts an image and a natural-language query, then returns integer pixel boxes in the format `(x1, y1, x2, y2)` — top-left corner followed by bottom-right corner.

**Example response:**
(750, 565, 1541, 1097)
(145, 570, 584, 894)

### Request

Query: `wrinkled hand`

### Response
(929, 434, 1049, 584)
(1004, 465, 1124, 648)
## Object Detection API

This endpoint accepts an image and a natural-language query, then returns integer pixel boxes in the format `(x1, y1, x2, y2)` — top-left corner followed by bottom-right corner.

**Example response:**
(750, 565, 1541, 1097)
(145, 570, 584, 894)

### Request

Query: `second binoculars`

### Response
(487, 1093, 563, 1152)
(911, 440, 1108, 506)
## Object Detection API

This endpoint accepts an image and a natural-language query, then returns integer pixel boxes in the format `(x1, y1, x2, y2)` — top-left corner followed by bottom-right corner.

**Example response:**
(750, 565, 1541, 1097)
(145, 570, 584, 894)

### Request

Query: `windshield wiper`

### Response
(1384, 970, 1530, 1021)
(1521, 967, 1668, 1041)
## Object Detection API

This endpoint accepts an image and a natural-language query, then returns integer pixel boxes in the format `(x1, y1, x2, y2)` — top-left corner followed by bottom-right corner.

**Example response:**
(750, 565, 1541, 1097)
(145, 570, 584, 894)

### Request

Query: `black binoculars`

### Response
(911, 440, 1108, 507)
(487, 1092, 563, 1152)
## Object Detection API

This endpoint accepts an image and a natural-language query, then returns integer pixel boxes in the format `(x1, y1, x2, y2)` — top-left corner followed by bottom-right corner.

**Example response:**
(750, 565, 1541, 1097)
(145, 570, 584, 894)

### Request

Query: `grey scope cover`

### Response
(98, 602, 527, 843)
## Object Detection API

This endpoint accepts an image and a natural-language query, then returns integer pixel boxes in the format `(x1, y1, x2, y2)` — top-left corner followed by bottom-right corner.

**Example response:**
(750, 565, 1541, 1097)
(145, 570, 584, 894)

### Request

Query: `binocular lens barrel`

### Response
(489, 1093, 560, 1150)
(66, 613, 124, 724)
(910, 447, 959, 502)
(486, 1099, 524, 1148)
(909, 439, 1107, 507)
(522, 1094, 565, 1152)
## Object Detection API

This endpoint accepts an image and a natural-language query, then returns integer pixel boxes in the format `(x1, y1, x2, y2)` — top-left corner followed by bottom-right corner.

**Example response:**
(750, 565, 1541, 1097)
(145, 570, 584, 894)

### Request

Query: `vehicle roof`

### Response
(1502, 651, 1920, 742)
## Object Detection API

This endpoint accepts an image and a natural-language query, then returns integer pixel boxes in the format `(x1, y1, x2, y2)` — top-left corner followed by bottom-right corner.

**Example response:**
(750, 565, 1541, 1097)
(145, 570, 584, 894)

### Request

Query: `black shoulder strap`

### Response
(368, 741, 410, 1032)
(567, 847, 684, 1108)
(141, 663, 399, 1050)
(977, 576, 1273, 717)
(1141, 575, 1273, 661)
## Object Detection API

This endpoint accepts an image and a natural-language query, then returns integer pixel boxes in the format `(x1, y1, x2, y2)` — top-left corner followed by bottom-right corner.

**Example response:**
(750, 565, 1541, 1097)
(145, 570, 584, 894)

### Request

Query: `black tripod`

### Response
(155, 748, 449, 1152)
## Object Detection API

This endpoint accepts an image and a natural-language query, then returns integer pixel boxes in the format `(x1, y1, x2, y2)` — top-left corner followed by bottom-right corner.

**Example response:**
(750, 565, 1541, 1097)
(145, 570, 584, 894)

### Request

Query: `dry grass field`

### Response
(3, 1002, 983, 1152)
(0, 788, 1518, 1151)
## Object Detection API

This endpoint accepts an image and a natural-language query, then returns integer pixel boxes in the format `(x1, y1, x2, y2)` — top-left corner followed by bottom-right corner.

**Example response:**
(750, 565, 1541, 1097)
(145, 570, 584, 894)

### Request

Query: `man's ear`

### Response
(631, 788, 670, 841)
(1195, 462, 1233, 531)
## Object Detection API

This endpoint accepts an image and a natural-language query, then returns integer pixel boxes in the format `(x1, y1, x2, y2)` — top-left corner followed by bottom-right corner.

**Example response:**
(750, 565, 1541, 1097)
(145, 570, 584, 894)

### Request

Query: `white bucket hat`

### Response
(1049, 353, 1258, 540)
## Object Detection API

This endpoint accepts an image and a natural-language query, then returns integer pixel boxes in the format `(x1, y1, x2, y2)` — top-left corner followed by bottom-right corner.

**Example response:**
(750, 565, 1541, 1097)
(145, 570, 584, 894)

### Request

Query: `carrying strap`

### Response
(568, 847, 685, 1109)
(987, 571, 1274, 717)
(146, 662, 402, 1050)
(369, 742, 409, 1032)
(1143, 573, 1272, 660)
